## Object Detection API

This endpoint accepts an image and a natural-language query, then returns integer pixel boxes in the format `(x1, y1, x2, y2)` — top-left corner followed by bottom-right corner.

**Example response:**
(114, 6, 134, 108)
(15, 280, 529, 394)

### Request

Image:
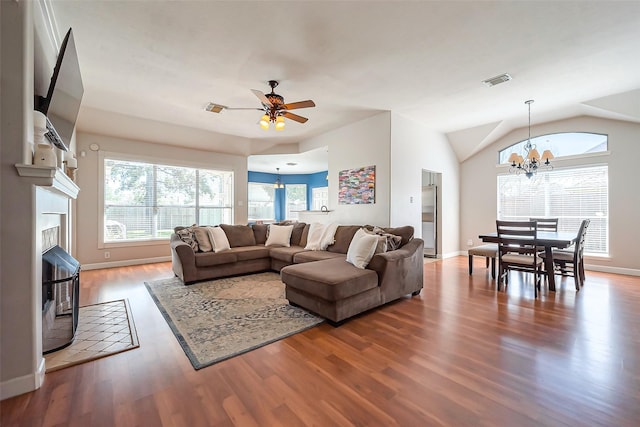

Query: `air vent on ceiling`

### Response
(482, 73, 512, 87)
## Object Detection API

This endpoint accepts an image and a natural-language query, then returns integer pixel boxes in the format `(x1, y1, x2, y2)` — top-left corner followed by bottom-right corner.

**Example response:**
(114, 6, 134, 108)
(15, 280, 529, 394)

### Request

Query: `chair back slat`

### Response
(496, 220, 539, 255)
(575, 219, 590, 258)
(529, 217, 559, 232)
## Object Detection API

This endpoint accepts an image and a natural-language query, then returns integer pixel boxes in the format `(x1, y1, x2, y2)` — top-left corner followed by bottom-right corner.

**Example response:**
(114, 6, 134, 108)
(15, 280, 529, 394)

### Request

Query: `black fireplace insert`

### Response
(42, 245, 80, 354)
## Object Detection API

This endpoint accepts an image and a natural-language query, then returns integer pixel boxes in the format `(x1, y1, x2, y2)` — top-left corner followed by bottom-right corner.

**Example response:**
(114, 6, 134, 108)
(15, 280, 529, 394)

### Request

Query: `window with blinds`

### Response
(285, 184, 307, 220)
(247, 183, 275, 222)
(104, 159, 233, 242)
(497, 165, 608, 255)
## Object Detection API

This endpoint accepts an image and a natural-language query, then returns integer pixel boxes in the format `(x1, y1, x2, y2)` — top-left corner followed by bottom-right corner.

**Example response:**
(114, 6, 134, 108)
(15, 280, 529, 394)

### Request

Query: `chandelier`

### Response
(508, 100, 554, 179)
(273, 167, 285, 189)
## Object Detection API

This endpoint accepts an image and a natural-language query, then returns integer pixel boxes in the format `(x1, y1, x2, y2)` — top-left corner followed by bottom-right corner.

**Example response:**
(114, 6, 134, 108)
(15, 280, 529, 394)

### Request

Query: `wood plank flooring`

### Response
(2, 257, 640, 426)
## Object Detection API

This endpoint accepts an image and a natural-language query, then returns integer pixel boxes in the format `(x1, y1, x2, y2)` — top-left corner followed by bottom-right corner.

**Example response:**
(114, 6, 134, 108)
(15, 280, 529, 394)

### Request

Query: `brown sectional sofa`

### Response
(170, 223, 424, 324)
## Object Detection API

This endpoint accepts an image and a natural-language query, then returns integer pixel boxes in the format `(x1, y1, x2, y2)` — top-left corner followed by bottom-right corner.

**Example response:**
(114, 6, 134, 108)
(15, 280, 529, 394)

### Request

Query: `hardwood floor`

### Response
(2, 257, 640, 426)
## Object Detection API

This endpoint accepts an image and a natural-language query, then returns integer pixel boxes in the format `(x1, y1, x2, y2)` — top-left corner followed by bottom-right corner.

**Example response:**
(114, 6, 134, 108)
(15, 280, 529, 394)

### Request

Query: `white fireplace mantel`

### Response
(15, 164, 79, 199)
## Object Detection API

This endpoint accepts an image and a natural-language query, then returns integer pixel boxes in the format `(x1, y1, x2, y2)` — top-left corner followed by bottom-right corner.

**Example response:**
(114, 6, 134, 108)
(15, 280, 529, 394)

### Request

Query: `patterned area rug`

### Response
(144, 272, 324, 370)
(44, 299, 139, 372)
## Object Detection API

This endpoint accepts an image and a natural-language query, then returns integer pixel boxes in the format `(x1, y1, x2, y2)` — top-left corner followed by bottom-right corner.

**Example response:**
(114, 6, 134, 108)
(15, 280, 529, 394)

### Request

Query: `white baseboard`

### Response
(81, 256, 171, 271)
(443, 251, 465, 259)
(1, 358, 45, 400)
(585, 264, 640, 277)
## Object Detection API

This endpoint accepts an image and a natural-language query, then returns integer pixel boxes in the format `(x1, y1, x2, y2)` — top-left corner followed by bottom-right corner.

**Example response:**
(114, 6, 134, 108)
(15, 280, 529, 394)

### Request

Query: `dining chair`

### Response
(529, 217, 559, 232)
(496, 220, 546, 298)
(547, 219, 590, 290)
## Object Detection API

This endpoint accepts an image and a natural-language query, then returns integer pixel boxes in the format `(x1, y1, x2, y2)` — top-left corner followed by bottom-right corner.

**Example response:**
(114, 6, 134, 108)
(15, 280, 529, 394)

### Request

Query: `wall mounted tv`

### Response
(35, 28, 84, 152)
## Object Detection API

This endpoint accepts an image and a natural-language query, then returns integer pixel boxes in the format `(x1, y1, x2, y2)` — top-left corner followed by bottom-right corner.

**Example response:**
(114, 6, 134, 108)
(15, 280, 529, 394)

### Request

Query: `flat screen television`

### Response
(36, 28, 84, 152)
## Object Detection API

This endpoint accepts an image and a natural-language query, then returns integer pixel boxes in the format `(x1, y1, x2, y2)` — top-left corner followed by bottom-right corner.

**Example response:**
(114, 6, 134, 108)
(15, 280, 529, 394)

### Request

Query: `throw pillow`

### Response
(192, 226, 214, 252)
(176, 227, 198, 251)
(304, 222, 339, 251)
(207, 227, 230, 253)
(362, 228, 388, 253)
(265, 224, 294, 247)
(346, 228, 379, 269)
(366, 226, 403, 251)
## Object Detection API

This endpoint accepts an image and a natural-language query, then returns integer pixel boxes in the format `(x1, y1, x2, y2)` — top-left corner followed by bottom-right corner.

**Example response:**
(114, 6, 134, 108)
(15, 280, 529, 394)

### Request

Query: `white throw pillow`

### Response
(304, 222, 338, 251)
(265, 224, 294, 247)
(346, 228, 379, 269)
(207, 227, 230, 253)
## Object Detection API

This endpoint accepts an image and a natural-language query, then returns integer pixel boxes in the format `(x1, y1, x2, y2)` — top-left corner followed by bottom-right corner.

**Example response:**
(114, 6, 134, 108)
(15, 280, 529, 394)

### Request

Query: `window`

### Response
(497, 166, 609, 255)
(248, 183, 275, 222)
(312, 186, 328, 210)
(498, 132, 608, 164)
(104, 158, 233, 242)
(285, 184, 307, 220)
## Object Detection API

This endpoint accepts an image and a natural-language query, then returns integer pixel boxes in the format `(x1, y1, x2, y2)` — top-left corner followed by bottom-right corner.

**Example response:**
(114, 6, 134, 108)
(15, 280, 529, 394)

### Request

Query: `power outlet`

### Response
(104, 251, 111, 259)
(467, 239, 473, 247)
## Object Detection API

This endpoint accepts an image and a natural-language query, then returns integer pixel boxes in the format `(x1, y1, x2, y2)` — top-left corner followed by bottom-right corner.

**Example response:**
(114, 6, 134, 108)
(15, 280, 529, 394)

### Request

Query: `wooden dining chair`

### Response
(548, 219, 590, 290)
(496, 220, 546, 298)
(529, 217, 559, 232)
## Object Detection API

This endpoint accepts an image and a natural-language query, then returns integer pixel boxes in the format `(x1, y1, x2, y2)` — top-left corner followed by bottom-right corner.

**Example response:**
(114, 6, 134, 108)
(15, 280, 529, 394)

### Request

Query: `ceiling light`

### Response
(482, 73, 512, 87)
(275, 116, 285, 131)
(259, 114, 270, 130)
(508, 100, 554, 179)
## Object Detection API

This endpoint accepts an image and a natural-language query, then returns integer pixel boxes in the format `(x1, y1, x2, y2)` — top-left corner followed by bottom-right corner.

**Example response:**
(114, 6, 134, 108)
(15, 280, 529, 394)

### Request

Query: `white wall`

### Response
(75, 132, 248, 266)
(0, 0, 47, 399)
(461, 116, 640, 273)
(299, 112, 392, 226)
(390, 113, 461, 257)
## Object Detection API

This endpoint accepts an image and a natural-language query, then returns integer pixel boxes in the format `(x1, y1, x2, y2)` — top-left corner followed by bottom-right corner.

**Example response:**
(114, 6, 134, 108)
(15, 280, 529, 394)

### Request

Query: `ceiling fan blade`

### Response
(205, 103, 226, 113)
(251, 89, 273, 107)
(282, 111, 308, 123)
(283, 100, 315, 110)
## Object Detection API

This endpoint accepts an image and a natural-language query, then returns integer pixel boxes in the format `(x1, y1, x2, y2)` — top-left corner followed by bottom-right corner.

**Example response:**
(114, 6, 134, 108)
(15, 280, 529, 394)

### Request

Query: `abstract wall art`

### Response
(338, 165, 375, 204)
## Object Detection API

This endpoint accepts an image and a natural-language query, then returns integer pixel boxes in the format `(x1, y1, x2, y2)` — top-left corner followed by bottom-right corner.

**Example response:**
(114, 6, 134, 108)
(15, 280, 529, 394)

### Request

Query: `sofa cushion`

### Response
(281, 258, 378, 301)
(228, 246, 271, 261)
(293, 250, 345, 264)
(327, 225, 361, 254)
(298, 223, 310, 248)
(290, 222, 307, 246)
(220, 224, 256, 247)
(269, 246, 307, 263)
(252, 224, 269, 245)
(266, 224, 294, 247)
(195, 251, 238, 267)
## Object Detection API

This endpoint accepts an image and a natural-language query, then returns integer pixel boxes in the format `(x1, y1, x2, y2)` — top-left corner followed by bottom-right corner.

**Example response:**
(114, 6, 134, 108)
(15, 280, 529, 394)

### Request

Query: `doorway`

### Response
(422, 170, 442, 258)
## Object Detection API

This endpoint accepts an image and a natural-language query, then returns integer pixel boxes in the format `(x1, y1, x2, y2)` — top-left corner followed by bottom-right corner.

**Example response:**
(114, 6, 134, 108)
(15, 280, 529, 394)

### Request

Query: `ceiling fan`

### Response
(205, 80, 316, 130)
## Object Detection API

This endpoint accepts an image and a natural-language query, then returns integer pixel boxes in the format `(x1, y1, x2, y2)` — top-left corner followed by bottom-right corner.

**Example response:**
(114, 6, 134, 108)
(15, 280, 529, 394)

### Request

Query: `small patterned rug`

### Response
(44, 299, 139, 372)
(144, 272, 324, 370)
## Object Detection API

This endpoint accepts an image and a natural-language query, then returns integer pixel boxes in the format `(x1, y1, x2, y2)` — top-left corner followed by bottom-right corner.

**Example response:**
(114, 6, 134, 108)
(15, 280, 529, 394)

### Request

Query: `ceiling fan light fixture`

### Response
(259, 114, 270, 130)
(275, 116, 285, 131)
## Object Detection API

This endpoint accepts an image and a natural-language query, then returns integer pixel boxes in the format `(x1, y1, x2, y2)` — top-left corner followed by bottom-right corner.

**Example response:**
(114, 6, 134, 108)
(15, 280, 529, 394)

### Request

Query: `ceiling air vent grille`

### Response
(482, 73, 512, 87)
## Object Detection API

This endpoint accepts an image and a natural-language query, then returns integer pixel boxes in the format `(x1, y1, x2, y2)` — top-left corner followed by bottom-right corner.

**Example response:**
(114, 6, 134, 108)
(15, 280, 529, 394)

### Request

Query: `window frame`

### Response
(98, 151, 235, 248)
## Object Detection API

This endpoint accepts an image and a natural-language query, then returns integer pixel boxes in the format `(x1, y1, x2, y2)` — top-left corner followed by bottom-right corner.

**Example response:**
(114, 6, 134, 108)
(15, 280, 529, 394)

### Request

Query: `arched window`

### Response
(498, 132, 608, 164)
(497, 132, 609, 255)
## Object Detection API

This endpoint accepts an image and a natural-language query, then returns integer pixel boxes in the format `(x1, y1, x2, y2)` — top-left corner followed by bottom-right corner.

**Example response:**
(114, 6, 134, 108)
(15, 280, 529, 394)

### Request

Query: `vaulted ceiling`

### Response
(47, 1, 640, 166)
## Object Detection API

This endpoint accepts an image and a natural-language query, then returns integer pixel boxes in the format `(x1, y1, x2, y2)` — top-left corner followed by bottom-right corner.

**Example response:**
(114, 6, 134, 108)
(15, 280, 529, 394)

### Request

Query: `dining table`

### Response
(478, 230, 577, 292)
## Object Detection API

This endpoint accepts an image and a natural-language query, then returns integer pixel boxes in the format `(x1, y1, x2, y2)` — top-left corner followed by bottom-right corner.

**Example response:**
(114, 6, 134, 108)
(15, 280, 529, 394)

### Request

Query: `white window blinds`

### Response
(104, 158, 233, 242)
(497, 166, 608, 255)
